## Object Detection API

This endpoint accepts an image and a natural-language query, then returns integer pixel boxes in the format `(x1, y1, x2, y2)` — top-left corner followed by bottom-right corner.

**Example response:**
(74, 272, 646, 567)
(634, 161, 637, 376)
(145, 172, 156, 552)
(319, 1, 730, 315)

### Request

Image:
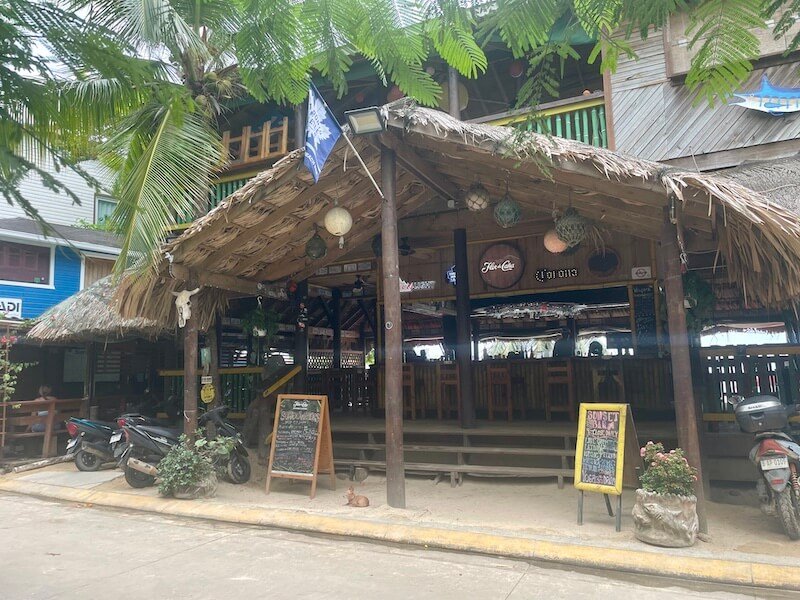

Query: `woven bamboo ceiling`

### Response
(117, 100, 800, 328)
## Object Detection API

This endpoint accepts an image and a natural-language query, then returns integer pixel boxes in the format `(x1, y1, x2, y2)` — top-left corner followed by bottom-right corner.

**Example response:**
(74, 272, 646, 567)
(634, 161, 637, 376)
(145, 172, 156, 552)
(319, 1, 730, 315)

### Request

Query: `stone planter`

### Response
(632, 488, 698, 547)
(173, 472, 218, 500)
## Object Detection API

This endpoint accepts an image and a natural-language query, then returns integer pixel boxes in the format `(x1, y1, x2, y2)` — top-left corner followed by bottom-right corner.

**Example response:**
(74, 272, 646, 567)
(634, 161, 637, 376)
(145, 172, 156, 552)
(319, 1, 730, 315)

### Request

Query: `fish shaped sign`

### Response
(731, 75, 800, 116)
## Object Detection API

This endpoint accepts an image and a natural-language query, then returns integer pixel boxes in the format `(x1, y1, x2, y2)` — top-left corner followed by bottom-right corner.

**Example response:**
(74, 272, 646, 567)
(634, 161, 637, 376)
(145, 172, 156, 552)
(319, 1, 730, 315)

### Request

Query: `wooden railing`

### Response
(700, 344, 800, 412)
(470, 92, 608, 148)
(0, 398, 88, 458)
(222, 116, 289, 167)
(209, 175, 252, 210)
(160, 367, 262, 414)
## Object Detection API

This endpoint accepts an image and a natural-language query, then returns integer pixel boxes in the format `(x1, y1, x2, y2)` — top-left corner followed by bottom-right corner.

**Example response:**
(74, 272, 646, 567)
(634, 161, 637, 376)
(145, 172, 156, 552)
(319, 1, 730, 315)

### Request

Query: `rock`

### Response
(632, 488, 698, 548)
(353, 467, 369, 482)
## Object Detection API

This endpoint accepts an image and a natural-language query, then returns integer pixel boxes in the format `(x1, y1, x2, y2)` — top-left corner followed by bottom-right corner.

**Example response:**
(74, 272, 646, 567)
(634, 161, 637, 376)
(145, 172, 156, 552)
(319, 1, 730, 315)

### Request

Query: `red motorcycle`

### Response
(729, 394, 800, 539)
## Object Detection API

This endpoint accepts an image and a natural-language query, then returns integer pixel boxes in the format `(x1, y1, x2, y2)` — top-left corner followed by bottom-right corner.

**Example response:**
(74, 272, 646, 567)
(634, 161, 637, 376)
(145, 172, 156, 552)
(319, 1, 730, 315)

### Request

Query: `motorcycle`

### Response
(728, 394, 800, 539)
(119, 405, 251, 489)
(65, 414, 161, 472)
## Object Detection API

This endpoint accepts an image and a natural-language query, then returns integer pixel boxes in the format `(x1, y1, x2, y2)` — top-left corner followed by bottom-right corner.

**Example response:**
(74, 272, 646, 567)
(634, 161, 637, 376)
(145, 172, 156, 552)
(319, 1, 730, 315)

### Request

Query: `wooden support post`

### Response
(294, 280, 309, 394)
(661, 217, 708, 533)
(448, 66, 461, 119)
(183, 314, 199, 439)
(454, 228, 475, 428)
(84, 342, 96, 408)
(381, 145, 406, 508)
(208, 316, 221, 409)
(332, 288, 342, 370)
(294, 104, 306, 150)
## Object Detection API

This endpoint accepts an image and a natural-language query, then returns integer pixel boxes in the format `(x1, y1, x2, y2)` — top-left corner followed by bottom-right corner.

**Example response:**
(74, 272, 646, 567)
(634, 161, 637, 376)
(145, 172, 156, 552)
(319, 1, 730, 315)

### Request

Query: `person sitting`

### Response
(552, 329, 575, 358)
(588, 341, 604, 357)
(30, 385, 57, 433)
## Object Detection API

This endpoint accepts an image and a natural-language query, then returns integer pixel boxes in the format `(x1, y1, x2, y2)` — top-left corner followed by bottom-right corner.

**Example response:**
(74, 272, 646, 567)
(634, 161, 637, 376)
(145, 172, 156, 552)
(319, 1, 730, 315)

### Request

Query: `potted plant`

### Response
(240, 306, 279, 339)
(157, 433, 233, 499)
(632, 441, 700, 547)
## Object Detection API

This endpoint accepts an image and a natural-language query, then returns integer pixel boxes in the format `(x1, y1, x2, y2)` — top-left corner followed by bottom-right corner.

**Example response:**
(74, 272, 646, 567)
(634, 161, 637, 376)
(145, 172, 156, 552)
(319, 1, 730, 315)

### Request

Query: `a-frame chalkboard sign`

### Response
(574, 403, 642, 531)
(265, 394, 335, 499)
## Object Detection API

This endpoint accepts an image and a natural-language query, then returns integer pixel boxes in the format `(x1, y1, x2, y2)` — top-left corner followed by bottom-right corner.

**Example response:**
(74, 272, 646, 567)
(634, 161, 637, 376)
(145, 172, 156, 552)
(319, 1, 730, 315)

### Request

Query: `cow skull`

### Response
(172, 288, 200, 328)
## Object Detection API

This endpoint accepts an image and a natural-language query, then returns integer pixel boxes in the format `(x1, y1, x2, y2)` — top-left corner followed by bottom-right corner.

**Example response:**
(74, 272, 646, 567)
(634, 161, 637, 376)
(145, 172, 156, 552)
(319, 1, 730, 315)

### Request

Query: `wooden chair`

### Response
(591, 361, 626, 403)
(402, 364, 418, 420)
(437, 364, 460, 421)
(545, 360, 576, 421)
(487, 365, 513, 422)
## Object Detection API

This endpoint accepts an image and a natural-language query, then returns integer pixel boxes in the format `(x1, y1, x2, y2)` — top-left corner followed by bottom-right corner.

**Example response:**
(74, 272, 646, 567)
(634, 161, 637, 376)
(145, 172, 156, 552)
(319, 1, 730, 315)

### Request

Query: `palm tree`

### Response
(4, 0, 794, 268)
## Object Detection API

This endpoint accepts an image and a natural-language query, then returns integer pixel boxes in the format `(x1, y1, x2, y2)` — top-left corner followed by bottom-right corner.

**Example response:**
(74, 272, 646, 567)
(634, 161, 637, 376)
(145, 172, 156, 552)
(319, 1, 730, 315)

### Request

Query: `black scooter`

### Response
(119, 406, 250, 488)
(65, 414, 158, 471)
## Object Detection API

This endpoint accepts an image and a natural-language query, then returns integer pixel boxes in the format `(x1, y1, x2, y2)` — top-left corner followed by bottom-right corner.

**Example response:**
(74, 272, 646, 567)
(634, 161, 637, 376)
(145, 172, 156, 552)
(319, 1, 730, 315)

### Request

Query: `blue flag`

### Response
(304, 84, 342, 182)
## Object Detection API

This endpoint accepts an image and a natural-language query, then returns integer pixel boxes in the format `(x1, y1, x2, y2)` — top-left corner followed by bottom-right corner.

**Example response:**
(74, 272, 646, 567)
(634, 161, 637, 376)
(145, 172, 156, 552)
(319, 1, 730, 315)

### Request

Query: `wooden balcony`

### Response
(470, 92, 608, 148)
(222, 116, 290, 168)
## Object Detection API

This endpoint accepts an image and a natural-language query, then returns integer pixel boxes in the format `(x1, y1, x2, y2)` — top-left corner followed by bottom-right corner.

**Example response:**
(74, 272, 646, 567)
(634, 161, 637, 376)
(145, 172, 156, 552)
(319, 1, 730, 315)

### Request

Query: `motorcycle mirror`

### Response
(726, 394, 745, 407)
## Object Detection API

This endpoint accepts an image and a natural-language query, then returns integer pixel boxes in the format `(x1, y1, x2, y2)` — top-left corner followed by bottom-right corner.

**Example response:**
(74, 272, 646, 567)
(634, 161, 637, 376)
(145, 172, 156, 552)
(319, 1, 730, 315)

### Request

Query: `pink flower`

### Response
(640, 448, 646, 457)
(651, 461, 656, 467)
(692, 475, 698, 481)
(656, 452, 665, 460)
(669, 450, 676, 454)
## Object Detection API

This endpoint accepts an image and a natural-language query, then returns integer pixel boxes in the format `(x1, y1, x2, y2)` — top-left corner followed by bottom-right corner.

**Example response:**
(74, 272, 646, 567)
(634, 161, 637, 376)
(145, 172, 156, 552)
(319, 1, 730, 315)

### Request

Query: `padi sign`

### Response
(0, 298, 22, 319)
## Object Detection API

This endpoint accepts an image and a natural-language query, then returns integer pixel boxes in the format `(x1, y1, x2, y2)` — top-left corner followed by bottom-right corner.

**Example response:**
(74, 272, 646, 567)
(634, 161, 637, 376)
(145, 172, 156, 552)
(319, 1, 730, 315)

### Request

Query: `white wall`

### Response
(7, 158, 114, 227)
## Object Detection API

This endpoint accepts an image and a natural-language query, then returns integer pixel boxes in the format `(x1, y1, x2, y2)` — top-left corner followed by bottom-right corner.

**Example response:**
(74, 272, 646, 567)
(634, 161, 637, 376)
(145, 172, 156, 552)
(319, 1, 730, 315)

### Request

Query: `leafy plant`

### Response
(639, 441, 698, 497)
(241, 307, 279, 341)
(0, 327, 34, 403)
(157, 430, 234, 497)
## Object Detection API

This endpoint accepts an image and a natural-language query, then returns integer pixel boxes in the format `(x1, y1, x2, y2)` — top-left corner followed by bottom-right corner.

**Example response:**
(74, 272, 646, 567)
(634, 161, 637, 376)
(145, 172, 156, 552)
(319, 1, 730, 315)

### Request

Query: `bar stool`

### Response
(545, 360, 576, 421)
(488, 365, 513, 422)
(402, 364, 418, 420)
(437, 363, 460, 421)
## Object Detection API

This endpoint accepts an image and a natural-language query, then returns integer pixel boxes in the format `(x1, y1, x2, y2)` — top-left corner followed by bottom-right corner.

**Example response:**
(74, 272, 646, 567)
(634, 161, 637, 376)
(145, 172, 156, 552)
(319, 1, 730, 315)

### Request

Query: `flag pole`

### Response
(340, 131, 384, 199)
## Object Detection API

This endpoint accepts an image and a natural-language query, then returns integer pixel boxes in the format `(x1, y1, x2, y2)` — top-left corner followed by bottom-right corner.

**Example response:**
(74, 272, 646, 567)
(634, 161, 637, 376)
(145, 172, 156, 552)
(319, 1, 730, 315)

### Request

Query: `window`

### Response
(0, 241, 51, 284)
(96, 195, 117, 224)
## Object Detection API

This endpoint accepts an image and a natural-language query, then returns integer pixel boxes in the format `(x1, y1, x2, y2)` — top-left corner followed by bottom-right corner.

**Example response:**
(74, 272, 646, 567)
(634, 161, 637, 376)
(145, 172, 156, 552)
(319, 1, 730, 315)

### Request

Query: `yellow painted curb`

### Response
(2, 477, 799, 591)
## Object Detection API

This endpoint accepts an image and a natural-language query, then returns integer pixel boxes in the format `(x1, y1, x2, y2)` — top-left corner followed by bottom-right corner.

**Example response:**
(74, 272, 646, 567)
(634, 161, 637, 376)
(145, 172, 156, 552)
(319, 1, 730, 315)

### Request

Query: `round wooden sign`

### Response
(479, 243, 525, 289)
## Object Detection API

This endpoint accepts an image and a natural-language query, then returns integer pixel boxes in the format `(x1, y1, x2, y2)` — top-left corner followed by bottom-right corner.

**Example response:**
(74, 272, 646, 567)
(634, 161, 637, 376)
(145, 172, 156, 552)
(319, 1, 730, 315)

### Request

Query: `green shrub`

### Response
(639, 441, 698, 497)
(157, 432, 234, 497)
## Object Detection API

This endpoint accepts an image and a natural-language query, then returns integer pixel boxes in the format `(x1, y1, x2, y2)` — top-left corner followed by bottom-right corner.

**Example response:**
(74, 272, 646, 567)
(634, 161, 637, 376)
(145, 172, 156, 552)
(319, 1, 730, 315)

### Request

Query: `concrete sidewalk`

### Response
(1, 464, 798, 592)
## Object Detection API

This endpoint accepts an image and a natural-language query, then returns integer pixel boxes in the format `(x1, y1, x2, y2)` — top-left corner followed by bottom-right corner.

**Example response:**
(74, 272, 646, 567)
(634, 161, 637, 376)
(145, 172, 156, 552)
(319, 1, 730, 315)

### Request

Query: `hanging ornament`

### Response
(493, 182, 521, 229)
(543, 229, 568, 254)
(324, 204, 353, 248)
(554, 207, 588, 248)
(305, 231, 328, 260)
(286, 279, 298, 295)
(508, 59, 525, 79)
(352, 275, 365, 297)
(465, 181, 490, 211)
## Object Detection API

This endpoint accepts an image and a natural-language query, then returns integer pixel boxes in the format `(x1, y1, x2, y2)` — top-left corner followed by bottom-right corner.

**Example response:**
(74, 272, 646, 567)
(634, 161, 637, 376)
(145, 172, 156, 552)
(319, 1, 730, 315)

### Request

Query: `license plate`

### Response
(761, 456, 789, 470)
(110, 432, 123, 444)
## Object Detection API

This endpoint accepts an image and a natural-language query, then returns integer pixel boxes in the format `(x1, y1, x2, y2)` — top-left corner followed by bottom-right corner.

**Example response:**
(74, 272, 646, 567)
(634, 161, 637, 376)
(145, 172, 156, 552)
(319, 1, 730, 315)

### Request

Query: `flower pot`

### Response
(632, 488, 698, 547)
(172, 472, 218, 500)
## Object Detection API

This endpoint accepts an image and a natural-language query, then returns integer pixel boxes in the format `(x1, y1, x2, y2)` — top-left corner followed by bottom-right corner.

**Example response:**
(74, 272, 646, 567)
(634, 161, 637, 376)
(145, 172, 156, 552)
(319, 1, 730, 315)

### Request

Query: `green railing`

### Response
(160, 367, 260, 413)
(479, 95, 608, 149)
(173, 175, 253, 228)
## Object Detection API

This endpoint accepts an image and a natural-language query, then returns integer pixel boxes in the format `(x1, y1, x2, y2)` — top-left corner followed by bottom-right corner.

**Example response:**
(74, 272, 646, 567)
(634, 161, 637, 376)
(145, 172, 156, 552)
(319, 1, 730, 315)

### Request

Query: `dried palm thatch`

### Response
(26, 276, 165, 344)
(116, 100, 800, 326)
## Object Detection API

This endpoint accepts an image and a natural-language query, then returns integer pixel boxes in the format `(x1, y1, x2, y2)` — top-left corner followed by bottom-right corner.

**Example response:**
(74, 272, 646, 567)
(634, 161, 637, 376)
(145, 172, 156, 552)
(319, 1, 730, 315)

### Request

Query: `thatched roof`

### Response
(717, 155, 800, 216)
(26, 276, 164, 344)
(117, 100, 800, 325)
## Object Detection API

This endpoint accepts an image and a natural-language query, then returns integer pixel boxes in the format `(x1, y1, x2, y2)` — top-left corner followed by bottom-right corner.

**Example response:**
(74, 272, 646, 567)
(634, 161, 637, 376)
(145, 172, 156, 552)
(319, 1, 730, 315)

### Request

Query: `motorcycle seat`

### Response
(138, 425, 181, 440)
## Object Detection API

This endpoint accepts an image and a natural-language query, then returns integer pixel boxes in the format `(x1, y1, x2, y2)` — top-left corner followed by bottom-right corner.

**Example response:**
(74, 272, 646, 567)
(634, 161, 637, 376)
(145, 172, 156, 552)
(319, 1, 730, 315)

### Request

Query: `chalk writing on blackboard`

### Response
(633, 284, 657, 352)
(580, 410, 620, 487)
(271, 398, 321, 475)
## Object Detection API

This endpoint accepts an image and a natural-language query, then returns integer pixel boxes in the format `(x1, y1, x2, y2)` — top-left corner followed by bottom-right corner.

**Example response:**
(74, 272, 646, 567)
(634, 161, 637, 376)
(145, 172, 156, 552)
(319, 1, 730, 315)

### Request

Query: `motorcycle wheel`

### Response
(227, 453, 251, 484)
(124, 465, 156, 488)
(75, 449, 101, 472)
(776, 487, 800, 540)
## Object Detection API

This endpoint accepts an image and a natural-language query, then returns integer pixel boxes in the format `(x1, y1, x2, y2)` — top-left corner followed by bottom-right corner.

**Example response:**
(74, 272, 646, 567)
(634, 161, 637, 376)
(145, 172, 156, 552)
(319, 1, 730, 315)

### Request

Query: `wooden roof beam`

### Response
(165, 263, 284, 297)
(377, 133, 461, 202)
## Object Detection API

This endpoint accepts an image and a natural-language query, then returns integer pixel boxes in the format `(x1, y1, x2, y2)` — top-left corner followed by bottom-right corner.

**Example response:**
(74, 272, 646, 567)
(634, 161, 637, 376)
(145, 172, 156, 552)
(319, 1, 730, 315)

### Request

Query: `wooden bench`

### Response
(333, 457, 573, 488)
(1, 398, 88, 458)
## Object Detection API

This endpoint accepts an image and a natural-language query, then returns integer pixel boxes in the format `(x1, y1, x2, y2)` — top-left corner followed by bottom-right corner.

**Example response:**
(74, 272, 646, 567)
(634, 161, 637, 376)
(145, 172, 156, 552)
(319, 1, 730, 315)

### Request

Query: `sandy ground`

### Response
(11, 460, 800, 566)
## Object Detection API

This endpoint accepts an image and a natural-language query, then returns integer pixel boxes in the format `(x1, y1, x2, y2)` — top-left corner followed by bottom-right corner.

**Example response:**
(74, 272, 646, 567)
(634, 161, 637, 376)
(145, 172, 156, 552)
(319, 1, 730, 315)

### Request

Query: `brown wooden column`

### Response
(661, 217, 707, 533)
(183, 314, 199, 438)
(294, 280, 309, 393)
(381, 145, 406, 508)
(332, 288, 342, 370)
(207, 316, 221, 409)
(448, 66, 461, 119)
(83, 342, 96, 407)
(454, 228, 475, 427)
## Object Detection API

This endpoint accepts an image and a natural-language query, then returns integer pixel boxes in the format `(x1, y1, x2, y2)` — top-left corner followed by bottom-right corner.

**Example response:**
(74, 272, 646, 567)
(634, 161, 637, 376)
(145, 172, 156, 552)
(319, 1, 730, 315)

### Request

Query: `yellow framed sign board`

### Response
(574, 403, 629, 495)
